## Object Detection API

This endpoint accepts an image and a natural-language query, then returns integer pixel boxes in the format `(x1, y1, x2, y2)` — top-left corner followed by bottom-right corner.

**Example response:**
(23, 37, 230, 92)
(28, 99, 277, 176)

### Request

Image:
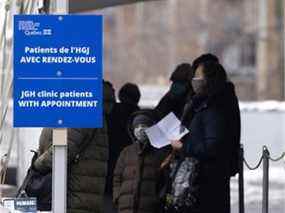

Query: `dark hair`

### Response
(170, 63, 193, 82)
(119, 83, 141, 105)
(192, 53, 219, 71)
(103, 80, 116, 102)
(201, 61, 228, 95)
(103, 80, 113, 88)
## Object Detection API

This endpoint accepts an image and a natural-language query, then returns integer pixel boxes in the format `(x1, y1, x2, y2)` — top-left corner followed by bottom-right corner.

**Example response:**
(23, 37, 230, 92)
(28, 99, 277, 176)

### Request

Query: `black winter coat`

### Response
(183, 81, 241, 213)
(155, 91, 188, 119)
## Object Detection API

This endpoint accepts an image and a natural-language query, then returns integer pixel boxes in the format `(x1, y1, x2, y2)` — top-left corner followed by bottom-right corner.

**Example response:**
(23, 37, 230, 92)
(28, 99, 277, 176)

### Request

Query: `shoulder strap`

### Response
(172, 158, 184, 179)
(72, 128, 97, 164)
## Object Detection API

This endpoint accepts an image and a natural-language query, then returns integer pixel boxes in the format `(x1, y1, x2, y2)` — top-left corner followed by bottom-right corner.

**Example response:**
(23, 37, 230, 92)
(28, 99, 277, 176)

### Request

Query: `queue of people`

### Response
(18, 53, 241, 213)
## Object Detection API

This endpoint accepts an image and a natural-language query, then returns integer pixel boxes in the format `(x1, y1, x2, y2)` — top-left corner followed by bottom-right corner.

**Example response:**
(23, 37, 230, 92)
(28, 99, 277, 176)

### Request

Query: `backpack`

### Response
(17, 151, 52, 211)
(163, 157, 199, 213)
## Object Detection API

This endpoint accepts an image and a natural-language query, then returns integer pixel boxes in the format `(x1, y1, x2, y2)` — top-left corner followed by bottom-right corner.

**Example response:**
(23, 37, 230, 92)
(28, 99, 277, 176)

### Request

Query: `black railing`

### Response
(239, 145, 285, 213)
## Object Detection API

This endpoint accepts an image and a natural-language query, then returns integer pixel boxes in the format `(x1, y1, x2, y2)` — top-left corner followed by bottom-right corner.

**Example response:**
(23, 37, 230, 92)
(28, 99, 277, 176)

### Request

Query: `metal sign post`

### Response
(52, 129, 67, 213)
(53, 1, 68, 213)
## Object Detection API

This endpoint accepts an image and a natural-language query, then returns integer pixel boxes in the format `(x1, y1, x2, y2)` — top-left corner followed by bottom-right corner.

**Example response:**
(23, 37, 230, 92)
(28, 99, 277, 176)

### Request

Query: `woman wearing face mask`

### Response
(171, 61, 241, 213)
(113, 110, 168, 213)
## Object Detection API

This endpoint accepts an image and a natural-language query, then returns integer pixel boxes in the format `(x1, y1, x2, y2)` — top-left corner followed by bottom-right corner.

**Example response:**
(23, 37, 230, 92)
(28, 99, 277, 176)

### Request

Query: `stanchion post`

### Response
(238, 145, 245, 213)
(262, 147, 270, 213)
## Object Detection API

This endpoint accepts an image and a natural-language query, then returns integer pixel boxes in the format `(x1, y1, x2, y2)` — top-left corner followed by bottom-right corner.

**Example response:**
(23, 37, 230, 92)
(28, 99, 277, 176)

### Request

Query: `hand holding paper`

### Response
(145, 112, 189, 149)
(170, 140, 183, 151)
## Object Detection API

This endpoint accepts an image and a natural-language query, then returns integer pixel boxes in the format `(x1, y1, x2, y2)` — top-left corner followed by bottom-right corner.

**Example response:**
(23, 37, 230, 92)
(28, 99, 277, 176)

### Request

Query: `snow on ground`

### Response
(230, 166, 285, 213)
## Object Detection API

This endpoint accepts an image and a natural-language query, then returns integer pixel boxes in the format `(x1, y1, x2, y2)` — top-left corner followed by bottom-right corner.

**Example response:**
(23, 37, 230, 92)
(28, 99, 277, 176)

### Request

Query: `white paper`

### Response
(145, 112, 189, 149)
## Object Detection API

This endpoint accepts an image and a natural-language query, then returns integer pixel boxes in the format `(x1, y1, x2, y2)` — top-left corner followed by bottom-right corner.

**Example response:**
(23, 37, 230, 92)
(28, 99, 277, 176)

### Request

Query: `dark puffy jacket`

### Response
(182, 81, 241, 213)
(34, 120, 109, 213)
(113, 143, 167, 213)
(113, 110, 168, 213)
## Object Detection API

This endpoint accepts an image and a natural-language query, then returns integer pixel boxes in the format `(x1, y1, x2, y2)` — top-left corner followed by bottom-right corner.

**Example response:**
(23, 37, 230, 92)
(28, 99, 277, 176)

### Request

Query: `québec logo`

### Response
(18, 20, 52, 36)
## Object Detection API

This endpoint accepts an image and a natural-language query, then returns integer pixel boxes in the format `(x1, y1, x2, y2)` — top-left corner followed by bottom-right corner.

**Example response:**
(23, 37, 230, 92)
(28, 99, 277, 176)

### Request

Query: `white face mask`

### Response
(134, 125, 148, 143)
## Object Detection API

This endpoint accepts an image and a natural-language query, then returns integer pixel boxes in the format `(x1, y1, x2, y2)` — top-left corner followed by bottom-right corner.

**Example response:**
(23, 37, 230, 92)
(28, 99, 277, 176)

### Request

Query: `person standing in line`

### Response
(113, 110, 168, 213)
(171, 59, 241, 213)
(104, 82, 142, 213)
(155, 63, 194, 119)
(33, 81, 115, 213)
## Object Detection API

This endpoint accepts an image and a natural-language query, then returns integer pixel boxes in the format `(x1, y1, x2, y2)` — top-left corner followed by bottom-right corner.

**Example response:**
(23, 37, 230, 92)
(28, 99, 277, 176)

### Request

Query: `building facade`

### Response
(92, 0, 284, 101)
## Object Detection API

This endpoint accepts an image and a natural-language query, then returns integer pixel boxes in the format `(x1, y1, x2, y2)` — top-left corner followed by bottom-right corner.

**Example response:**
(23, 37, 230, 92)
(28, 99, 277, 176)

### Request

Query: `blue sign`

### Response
(14, 15, 103, 127)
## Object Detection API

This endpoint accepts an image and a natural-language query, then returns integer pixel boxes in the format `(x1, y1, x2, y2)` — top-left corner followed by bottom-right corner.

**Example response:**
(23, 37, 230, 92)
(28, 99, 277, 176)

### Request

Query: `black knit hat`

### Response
(119, 83, 141, 105)
(170, 63, 193, 83)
